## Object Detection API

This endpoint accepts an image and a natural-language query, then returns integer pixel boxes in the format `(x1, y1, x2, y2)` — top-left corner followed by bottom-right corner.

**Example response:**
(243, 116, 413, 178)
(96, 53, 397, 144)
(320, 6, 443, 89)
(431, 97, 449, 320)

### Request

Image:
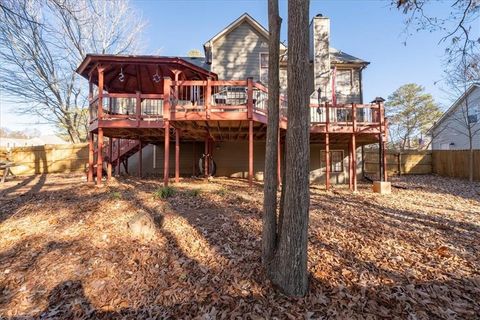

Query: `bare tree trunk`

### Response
(262, 0, 282, 266)
(270, 0, 310, 297)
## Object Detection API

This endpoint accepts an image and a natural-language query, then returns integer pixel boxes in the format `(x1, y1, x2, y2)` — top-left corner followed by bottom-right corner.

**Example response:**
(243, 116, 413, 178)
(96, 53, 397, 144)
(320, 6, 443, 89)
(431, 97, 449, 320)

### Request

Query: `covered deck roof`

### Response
(76, 54, 217, 94)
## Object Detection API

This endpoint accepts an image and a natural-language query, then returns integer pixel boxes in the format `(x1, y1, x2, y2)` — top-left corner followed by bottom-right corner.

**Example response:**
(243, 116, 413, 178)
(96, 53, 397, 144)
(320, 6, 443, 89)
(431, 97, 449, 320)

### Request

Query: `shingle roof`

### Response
(329, 48, 369, 65)
(180, 57, 211, 72)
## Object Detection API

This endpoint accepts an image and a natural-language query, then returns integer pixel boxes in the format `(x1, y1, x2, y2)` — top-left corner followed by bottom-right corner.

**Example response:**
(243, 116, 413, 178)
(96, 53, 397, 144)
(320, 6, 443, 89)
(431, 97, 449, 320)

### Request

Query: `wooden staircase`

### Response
(101, 138, 145, 174)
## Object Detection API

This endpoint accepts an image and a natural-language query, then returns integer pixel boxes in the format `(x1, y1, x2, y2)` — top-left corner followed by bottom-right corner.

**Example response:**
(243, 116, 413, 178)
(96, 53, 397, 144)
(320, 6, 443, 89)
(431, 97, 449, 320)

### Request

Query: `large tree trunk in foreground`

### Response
(269, 0, 310, 297)
(262, 0, 282, 266)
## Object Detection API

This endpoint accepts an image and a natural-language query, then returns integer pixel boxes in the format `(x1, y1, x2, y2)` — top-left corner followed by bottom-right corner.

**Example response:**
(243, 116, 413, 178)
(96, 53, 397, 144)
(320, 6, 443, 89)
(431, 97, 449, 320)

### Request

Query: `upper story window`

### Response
(260, 53, 269, 84)
(335, 69, 353, 101)
(467, 105, 480, 124)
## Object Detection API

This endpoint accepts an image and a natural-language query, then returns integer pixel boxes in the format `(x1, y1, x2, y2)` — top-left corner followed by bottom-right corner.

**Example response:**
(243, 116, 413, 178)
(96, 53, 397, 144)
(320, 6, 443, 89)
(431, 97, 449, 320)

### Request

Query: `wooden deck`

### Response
(88, 79, 386, 142)
(78, 55, 388, 190)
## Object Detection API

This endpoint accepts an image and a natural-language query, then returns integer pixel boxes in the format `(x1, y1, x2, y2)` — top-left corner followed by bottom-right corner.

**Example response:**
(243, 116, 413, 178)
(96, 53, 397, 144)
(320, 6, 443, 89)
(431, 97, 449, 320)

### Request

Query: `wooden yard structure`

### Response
(77, 55, 388, 191)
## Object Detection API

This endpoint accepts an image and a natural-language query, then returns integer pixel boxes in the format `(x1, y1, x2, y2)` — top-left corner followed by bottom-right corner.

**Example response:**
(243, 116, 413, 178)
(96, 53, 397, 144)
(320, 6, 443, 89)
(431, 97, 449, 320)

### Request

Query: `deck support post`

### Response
(248, 120, 254, 187)
(164, 123, 170, 186)
(107, 138, 112, 181)
(88, 133, 94, 183)
(116, 139, 121, 176)
(378, 99, 386, 182)
(383, 140, 388, 182)
(96, 128, 103, 186)
(204, 136, 209, 177)
(352, 134, 357, 192)
(361, 145, 365, 177)
(175, 128, 180, 183)
(163, 76, 171, 186)
(348, 138, 353, 191)
(138, 141, 143, 178)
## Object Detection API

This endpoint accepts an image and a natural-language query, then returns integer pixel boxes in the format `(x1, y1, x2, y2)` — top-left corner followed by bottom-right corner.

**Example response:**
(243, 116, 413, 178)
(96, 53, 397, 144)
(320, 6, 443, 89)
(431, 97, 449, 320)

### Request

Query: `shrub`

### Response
(110, 191, 122, 200)
(154, 186, 176, 199)
(215, 188, 228, 196)
(186, 188, 201, 197)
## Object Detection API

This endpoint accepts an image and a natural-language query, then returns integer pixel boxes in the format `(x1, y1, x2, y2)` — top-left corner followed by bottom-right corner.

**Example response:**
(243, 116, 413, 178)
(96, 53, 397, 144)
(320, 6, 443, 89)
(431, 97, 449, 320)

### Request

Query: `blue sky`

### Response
(1, 0, 453, 134)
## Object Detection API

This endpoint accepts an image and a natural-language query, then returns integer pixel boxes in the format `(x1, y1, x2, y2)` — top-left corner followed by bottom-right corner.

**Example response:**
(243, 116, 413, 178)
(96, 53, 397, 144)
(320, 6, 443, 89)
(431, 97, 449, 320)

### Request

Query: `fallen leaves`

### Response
(0, 174, 479, 319)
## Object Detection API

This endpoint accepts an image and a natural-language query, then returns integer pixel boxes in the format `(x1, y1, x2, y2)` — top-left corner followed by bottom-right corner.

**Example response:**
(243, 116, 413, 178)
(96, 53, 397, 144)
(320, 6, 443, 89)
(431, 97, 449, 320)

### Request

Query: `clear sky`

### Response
(0, 0, 454, 134)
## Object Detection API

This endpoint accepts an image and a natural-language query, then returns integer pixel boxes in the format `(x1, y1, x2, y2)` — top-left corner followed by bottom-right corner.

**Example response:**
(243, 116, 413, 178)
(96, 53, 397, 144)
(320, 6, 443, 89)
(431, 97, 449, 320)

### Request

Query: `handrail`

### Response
(88, 79, 385, 130)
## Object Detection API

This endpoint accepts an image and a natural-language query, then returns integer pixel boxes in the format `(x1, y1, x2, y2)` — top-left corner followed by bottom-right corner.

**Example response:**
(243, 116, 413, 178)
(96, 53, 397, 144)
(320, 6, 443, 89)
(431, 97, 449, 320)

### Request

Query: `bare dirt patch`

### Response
(0, 174, 479, 319)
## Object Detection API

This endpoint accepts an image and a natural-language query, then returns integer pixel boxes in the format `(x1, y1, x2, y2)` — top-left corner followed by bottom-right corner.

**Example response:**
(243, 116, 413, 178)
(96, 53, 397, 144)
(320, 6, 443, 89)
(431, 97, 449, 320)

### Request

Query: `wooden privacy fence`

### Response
(432, 150, 480, 181)
(364, 150, 432, 176)
(0, 144, 88, 175)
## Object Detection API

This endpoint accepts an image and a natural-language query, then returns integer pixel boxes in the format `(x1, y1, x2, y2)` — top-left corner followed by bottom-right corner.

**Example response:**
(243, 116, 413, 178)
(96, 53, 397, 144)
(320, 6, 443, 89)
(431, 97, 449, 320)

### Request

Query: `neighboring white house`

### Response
(430, 84, 480, 150)
(0, 135, 68, 148)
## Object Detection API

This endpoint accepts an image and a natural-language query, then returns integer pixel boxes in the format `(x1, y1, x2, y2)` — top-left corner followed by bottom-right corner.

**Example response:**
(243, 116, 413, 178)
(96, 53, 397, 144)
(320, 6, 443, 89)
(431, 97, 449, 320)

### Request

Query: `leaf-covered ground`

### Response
(0, 174, 479, 319)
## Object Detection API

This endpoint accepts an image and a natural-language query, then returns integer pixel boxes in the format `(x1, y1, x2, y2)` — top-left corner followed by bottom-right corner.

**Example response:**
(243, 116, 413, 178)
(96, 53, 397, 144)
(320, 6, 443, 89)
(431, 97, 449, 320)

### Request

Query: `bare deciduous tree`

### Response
(269, 0, 310, 297)
(0, 0, 145, 143)
(395, 0, 479, 68)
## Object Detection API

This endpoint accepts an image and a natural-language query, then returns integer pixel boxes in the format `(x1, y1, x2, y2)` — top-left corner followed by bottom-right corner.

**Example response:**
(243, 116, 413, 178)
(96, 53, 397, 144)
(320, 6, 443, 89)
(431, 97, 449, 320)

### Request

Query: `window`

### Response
(467, 105, 480, 124)
(335, 69, 353, 102)
(259, 53, 268, 84)
(320, 150, 344, 173)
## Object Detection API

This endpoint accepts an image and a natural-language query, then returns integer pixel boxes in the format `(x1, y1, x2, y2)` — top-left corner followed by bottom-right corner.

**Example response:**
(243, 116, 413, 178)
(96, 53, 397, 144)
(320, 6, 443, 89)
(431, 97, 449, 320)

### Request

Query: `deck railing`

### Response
(88, 79, 384, 130)
(89, 93, 164, 124)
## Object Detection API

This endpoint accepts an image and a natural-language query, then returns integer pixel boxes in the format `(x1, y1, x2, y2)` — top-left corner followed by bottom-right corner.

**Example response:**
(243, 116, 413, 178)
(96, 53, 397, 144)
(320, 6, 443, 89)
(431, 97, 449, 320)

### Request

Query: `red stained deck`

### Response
(78, 55, 388, 190)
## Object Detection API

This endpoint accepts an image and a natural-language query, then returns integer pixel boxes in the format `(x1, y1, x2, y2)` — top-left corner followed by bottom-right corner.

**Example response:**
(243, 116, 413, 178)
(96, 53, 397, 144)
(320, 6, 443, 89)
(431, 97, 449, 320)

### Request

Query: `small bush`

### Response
(110, 191, 122, 200)
(215, 188, 228, 196)
(154, 186, 176, 199)
(186, 188, 201, 197)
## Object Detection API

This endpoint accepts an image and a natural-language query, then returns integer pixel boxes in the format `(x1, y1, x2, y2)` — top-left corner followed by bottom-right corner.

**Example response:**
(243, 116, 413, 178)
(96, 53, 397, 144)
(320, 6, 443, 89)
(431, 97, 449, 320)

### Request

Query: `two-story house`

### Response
(76, 13, 388, 190)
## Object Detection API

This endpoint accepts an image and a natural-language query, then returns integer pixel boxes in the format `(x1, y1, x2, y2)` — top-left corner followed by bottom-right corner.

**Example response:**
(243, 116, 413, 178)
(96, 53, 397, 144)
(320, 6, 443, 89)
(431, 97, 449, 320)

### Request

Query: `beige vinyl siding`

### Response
(127, 143, 200, 176)
(211, 21, 269, 81)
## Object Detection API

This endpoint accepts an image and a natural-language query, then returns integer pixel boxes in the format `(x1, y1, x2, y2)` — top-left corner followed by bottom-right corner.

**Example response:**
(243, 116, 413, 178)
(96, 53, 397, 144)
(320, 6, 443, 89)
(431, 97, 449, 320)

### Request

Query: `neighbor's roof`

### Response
(203, 13, 287, 50)
(429, 83, 480, 132)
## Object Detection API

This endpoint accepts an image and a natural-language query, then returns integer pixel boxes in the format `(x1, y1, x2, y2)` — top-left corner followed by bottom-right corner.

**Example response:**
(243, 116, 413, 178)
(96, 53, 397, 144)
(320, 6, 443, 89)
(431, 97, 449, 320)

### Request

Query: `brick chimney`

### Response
(309, 14, 330, 102)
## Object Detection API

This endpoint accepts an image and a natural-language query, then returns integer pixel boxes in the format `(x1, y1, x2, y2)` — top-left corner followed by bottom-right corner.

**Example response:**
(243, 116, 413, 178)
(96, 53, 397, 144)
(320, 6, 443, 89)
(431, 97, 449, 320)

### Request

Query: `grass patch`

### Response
(215, 188, 228, 196)
(110, 191, 122, 200)
(153, 186, 176, 199)
(186, 188, 201, 197)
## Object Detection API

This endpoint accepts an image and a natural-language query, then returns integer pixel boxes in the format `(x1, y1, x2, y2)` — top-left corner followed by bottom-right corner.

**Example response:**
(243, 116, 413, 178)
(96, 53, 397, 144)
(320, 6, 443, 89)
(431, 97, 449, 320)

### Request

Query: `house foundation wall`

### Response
(126, 141, 363, 184)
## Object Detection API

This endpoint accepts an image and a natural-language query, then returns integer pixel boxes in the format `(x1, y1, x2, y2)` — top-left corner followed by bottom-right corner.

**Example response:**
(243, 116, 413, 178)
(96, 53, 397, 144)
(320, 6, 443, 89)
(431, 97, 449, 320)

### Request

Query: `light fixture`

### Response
(152, 65, 161, 83)
(118, 67, 125, 82)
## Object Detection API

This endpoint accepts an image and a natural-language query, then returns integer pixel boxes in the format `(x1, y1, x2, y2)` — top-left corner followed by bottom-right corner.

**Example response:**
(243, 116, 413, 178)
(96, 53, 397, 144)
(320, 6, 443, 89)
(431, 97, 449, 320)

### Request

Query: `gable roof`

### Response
(204, 13, 367, 66)
(429, 83, 480, 132)
(203, 13, 287, 50)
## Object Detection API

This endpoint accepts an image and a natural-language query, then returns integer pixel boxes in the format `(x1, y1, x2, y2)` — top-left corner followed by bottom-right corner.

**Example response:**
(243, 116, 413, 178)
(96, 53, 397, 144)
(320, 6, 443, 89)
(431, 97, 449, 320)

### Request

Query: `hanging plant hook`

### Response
(152, 65, 161, 83)
(118, 66, 125, 82)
